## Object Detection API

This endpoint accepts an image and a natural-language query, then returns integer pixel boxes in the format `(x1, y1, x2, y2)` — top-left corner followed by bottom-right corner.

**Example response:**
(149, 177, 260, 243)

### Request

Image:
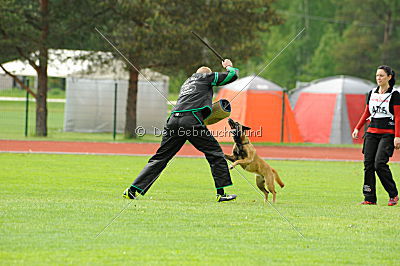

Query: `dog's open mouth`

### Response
(228, 118, 236, 129)
(228, 118, 241, 138)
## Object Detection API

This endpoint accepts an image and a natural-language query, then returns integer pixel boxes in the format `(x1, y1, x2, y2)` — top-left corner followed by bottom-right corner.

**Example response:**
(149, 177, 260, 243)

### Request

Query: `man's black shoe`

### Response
(216, 194, 237, 202)
(123, 187, 137, 199)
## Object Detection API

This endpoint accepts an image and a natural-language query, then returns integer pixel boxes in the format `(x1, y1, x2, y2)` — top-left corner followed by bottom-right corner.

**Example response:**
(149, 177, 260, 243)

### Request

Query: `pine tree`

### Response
(98, 0, 281, 138)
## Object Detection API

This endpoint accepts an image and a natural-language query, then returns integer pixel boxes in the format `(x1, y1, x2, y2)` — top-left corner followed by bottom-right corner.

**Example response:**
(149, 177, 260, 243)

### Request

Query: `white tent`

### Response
(65, 72, 168, 134)
(290, 75, 375, 144)
(0, 49, 95, 78)
(0, 74, 13, 90)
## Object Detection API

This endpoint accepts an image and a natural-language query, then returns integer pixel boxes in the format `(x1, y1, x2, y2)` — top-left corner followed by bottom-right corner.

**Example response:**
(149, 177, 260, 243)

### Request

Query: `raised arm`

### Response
(211, 59, 239, 86)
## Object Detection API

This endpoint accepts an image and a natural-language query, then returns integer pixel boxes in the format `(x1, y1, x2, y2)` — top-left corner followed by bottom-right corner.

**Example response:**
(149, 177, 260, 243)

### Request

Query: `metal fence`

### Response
(0, 77, 169, 141)
(0, 81, 66, 139)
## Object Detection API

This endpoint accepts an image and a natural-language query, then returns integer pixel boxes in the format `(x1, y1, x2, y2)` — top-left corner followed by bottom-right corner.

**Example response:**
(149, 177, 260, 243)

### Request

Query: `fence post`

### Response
(280, 89, 286, 143)
(24, 79, 30, 137)
(113, 82, 118, 140)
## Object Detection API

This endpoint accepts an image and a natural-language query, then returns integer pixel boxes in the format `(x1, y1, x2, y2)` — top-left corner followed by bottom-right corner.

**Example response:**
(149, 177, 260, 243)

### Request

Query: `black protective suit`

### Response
(131, 67, 239, 195)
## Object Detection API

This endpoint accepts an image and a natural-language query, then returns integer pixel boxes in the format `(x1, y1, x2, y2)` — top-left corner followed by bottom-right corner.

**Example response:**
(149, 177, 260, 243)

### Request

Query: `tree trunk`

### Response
(381, 10, 392, 64)
(36, 0, 49, 136)
(36, 57, 48, 136)
(125, 67, 139, 138)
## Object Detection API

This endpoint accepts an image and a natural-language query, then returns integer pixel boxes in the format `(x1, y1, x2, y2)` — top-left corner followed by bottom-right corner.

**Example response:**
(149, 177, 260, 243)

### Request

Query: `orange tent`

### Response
(208, 76, 303, 143)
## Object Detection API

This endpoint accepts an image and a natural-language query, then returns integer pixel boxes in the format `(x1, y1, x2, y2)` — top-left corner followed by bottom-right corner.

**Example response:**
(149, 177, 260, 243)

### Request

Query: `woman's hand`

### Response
(394, 137, 400, 149)
(352, 129, 359, 139)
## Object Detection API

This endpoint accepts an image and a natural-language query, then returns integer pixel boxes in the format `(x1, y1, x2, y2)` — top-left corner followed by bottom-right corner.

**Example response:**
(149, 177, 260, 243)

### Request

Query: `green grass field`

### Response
(1, 153, 400, 264)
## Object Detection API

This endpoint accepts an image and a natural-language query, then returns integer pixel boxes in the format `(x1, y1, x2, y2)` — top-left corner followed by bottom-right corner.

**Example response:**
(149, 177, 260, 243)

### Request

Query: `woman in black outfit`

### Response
(352, 65, 400, 206)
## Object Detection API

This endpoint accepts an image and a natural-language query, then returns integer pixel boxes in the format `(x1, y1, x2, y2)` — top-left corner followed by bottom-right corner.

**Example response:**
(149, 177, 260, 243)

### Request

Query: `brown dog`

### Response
(224, 118, 284, 202)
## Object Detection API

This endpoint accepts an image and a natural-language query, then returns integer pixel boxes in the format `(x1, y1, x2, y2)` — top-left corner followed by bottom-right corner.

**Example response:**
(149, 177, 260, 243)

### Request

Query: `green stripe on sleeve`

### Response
(218, 67, 238, 86)
(211, 72, 218, 86)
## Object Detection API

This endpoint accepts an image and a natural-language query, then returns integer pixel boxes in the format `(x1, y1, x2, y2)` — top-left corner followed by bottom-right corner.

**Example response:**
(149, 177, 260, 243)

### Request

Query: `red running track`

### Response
(1, 140, 400, 162)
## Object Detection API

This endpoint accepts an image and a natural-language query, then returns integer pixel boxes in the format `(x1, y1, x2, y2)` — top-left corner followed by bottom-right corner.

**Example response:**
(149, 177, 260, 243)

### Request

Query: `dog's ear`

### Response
(242, 125, 251, 131)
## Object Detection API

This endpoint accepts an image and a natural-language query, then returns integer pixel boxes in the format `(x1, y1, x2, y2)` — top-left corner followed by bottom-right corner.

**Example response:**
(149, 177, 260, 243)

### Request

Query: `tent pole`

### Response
(113, 82, 118, 140)
(281, 89, 286, 143)
(24, 79, 29, 137)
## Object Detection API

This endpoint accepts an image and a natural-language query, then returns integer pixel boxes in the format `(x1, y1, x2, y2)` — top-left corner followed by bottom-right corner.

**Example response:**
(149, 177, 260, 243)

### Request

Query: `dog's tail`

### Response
(272, 168, 284, 188)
